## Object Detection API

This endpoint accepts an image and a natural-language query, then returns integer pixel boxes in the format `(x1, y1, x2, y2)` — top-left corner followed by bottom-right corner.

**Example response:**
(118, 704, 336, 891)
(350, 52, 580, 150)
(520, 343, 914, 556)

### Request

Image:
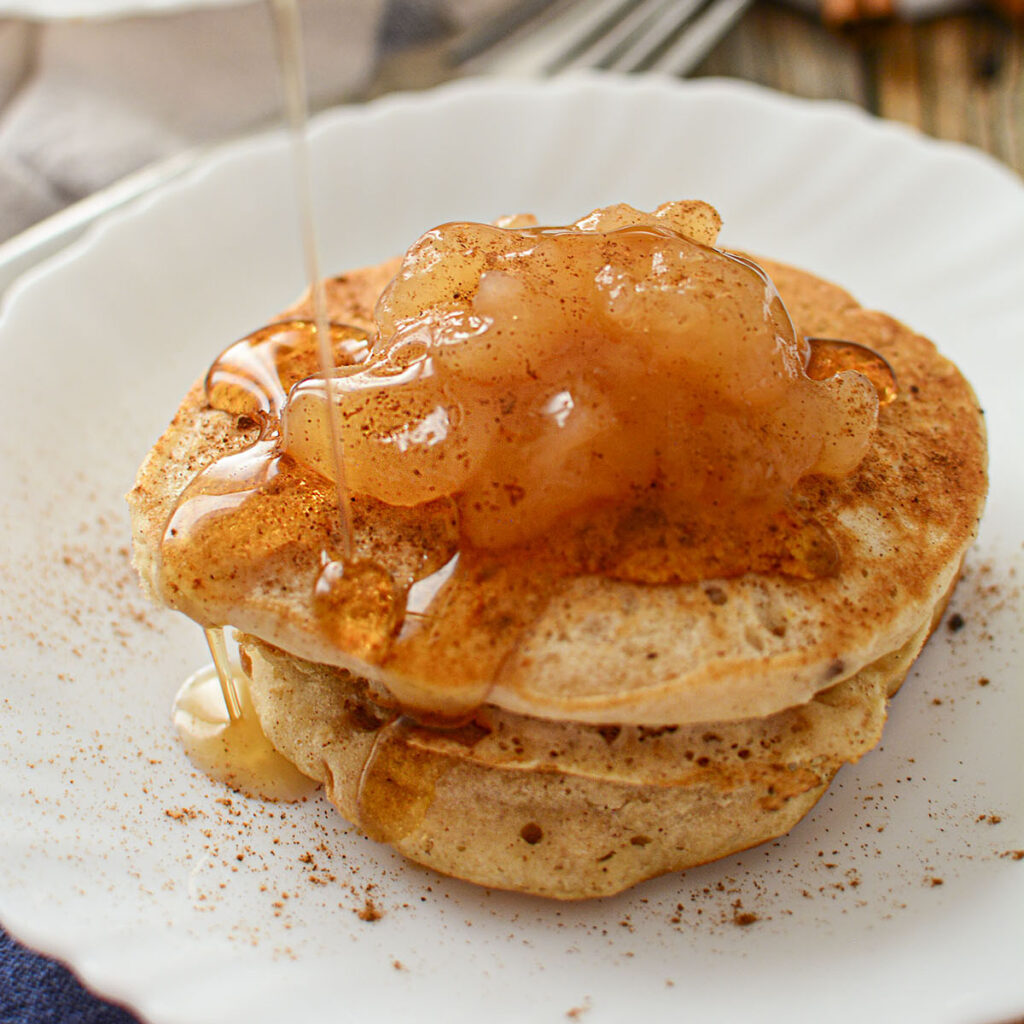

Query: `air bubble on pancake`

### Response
(743, 626, 766, 652)
(520, 822, 544, 844)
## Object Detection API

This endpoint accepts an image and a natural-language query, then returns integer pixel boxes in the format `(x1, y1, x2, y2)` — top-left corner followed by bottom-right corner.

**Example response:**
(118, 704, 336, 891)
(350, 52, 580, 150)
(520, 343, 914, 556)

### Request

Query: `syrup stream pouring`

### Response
(179, 0, 353, 750)
(270, 0, 355, 561)
(203, 625, 242, 721)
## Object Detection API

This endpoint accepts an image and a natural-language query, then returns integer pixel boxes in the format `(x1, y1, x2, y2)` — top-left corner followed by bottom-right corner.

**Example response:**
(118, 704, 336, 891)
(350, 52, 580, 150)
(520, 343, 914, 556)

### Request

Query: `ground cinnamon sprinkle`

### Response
(356, 898, 382, 922)
(17, 482, 1012, 982)
(164, 807, 200, 821)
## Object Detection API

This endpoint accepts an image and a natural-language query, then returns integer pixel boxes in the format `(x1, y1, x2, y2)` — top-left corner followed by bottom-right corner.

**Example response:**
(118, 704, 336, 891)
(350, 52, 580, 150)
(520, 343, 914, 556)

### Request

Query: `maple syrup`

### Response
(203, 625, 242, 721)
(805, 336, 898, 405)
(314, 554, 406, 660)
(204, 319, 370, 420)
(272, 0, 352, 554)
(268, 0, 406, 664)
(355, 716, 447, 844)
(173, 653, 317, 801)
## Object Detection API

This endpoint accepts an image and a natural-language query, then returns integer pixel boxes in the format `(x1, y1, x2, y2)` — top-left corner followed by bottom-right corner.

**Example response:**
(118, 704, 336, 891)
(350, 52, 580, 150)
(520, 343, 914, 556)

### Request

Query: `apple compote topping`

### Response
(282, 201, 880, 550)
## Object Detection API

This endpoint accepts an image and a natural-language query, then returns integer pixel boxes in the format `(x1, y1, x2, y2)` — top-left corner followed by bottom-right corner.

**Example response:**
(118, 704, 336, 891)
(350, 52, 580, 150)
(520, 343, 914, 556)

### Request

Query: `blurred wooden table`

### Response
(694, 2, 1023, 173)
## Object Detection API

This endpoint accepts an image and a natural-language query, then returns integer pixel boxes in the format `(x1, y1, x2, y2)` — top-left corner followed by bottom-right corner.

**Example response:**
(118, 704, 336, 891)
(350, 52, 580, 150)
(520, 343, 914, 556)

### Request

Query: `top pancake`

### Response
(128, 249, 987, 725)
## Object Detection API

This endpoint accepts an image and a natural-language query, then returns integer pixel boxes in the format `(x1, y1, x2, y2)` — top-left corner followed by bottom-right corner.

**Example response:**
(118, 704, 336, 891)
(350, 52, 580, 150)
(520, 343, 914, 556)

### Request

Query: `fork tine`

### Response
(459, 0, 641, 78)
(605, 0, 712, 72)
(558, 0, 679, 71)
(645, 0, 755, 75)
(450, 0, 560, 66)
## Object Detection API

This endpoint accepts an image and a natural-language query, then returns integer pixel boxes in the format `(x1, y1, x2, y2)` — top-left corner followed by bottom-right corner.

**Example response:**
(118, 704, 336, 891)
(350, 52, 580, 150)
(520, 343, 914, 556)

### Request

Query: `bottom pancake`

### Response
(239, 580, 950, 900)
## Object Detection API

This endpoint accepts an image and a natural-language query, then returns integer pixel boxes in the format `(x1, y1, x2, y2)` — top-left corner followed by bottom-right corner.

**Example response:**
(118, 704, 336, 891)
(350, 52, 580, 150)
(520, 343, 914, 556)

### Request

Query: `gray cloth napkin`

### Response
(0, 0, 393, 243)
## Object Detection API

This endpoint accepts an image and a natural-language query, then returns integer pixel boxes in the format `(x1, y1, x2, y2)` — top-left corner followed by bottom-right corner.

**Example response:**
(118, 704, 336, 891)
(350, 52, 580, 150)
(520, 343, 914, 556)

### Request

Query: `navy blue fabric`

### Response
(0, 927, 141, 1024)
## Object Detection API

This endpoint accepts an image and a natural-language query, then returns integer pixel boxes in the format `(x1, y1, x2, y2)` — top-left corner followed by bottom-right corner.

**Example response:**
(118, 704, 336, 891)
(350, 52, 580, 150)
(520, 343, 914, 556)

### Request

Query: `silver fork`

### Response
(453, 0, 755, 78)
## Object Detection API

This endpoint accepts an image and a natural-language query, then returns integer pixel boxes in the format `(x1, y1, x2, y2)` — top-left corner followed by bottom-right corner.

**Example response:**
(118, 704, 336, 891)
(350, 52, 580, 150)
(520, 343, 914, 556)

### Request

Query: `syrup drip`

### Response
(205, 319, 369, 419)
(805, 336, 898, 405)
(355, 716, 447, 844)
(172, 656, 317, 801)
(165, 318, 409, 654)
(204, 625, 242, 722)
(314, 554, 407, 661)
(267, 0, 409, 656)
(352, 708, 495, 841)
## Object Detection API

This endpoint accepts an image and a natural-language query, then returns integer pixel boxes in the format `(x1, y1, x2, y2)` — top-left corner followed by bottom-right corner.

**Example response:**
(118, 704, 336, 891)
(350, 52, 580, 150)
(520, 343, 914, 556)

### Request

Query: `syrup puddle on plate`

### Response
(172, 639, 318, 802)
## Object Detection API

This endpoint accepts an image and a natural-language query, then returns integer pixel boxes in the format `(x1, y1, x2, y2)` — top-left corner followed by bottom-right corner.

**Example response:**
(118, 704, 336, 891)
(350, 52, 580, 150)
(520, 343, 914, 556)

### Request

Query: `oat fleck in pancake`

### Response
(128, 202, 986, 898)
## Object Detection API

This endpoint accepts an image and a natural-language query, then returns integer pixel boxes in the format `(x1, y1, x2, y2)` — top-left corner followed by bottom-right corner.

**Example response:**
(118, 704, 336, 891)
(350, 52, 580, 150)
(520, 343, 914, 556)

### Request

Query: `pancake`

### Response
(128, 247, 987, 727)
(128, 204, 986, 898)
(237, 573, 946, 900)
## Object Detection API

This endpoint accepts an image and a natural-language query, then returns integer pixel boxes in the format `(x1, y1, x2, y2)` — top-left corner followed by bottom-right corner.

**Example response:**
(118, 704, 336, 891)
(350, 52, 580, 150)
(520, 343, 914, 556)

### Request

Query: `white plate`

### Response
(1, 75, 1022, 1024)
(0, 0, 245, 19)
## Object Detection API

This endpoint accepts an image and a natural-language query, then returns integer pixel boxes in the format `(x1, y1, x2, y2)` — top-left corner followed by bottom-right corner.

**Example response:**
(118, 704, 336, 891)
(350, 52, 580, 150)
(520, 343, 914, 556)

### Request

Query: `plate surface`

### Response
(0, 0, 243, 18)
(0, 75, 1022, 1024)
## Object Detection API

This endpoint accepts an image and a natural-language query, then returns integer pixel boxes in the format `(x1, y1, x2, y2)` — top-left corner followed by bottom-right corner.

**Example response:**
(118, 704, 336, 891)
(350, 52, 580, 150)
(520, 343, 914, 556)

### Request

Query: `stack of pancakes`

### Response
(129, 230, 986, 900)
